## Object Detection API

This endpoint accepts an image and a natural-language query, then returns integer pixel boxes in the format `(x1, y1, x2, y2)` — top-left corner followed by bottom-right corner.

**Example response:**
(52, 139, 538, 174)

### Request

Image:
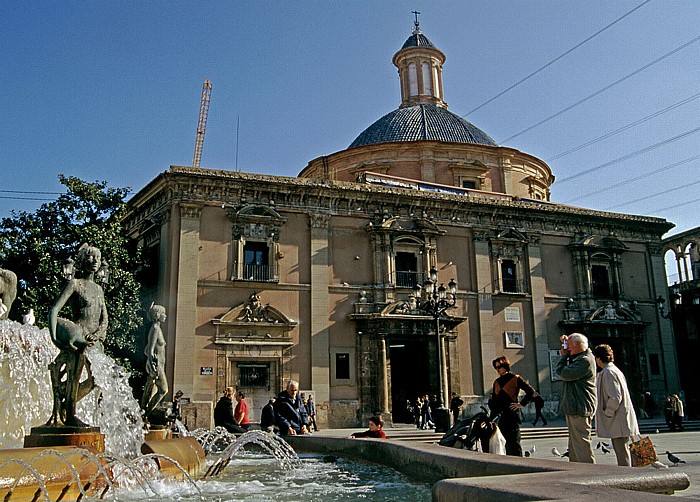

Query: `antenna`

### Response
(193, 79, 212, 169)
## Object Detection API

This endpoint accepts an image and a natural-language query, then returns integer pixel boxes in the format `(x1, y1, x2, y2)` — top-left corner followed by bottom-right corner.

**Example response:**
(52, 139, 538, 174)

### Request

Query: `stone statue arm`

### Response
(48, 280, 78, 345)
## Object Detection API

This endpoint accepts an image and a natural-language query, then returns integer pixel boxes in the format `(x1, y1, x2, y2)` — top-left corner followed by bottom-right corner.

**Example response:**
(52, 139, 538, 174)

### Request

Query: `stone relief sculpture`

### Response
(141, 303, 168, 419)
(47, 243, 108, 427)
(0, 268, 17, 320)
(237, 292, 275, 322)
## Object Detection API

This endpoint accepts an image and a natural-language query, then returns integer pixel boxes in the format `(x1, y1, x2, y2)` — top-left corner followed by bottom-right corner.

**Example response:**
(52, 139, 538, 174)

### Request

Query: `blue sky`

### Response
(1, 1, 698, 252)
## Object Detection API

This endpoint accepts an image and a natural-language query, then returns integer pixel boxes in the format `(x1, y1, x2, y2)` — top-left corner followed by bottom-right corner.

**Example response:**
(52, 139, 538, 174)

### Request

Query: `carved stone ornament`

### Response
(211, 293, 298, 345)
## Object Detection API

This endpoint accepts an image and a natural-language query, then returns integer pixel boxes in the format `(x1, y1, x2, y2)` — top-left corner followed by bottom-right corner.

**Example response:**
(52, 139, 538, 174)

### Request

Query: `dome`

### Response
(349, 104, 498, 148)
(401, 31, 436, 50)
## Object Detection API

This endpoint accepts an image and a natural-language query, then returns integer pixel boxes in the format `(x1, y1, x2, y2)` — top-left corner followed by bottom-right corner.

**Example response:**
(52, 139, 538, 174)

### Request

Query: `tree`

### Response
(0, 176, 145, 375)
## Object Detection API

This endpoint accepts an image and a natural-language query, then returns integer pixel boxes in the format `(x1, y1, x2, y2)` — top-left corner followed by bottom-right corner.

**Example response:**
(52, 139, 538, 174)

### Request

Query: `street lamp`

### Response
(656, 293, 681, 319)
(414, 266, 457, 407)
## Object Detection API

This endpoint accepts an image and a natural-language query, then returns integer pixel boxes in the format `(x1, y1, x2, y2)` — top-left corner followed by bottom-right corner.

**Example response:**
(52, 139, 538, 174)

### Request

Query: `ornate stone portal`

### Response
(211, 293, 298, 406)
(351, 293, 466, 425)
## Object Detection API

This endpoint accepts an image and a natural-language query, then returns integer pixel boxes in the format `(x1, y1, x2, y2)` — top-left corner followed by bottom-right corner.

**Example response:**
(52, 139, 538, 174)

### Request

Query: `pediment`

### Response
(587, 302, 641, 323)
(212, 293, 297, 327)
(496, 227, 528, 242)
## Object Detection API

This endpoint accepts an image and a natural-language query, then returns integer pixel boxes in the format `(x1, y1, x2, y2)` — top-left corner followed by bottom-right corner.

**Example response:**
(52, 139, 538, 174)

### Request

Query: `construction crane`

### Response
(192, 79, 212, 169)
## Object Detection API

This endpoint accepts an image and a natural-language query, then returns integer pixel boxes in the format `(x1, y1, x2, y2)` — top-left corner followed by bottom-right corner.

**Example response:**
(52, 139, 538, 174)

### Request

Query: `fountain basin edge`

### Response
(285, 436, 690, 501)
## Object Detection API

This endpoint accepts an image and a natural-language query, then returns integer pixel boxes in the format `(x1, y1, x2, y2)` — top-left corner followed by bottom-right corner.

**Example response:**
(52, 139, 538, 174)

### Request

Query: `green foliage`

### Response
(0, 176, 146, 375)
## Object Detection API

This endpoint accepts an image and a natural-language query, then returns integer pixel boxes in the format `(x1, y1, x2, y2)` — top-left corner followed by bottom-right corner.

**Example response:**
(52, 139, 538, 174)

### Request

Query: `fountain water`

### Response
(0, 319, 144, 458)
(1, 319, 430, 500)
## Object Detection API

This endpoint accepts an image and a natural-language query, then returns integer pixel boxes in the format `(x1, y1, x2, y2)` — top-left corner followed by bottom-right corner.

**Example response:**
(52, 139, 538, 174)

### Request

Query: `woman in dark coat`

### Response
(488, 356, 536, 456)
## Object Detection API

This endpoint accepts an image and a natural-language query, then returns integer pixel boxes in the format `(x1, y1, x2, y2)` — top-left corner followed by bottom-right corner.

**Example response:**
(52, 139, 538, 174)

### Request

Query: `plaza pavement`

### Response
(312, 418, 700, 499)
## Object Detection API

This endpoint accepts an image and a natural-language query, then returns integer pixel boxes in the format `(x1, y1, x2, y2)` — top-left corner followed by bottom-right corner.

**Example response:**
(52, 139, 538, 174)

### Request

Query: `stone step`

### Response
(383, 420, 700, 443)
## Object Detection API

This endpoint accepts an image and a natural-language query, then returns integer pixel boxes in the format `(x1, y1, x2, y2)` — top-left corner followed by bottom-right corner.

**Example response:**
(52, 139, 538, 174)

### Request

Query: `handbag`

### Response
(629, 436, 657, 467)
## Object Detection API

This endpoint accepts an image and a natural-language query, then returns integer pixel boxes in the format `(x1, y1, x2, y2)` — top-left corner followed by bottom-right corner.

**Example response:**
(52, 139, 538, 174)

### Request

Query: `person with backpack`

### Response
(488, 356, 536, 456)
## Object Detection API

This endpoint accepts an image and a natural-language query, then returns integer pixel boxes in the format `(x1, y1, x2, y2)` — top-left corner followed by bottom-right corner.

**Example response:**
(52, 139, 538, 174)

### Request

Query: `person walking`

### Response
(664, 394, 675, 431)
(488, 356, 536, 456)
(274, 379, 309, 436)
(531, 393, 547, 426)
(234, 391, 251, 431)
(421, 394, 434, 429)
(593, 344, 639, 466)
(671, 394, 684, 432)
(306, 394, 318, 431)
(555, 333, 597, 463)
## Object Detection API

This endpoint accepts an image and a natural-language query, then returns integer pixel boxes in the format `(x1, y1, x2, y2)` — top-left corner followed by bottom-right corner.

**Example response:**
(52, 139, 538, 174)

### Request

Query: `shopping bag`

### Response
(629, 436, 657, 467)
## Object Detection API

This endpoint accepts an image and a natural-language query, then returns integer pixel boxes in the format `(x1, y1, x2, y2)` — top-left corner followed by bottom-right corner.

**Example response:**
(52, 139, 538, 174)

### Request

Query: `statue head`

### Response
(148, 303, 166, 322)
(73, 244, 102, 278)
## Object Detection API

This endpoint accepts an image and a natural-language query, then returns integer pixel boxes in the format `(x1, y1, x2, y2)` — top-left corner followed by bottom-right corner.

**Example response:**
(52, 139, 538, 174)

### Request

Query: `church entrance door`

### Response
(387, 339, 431, 423)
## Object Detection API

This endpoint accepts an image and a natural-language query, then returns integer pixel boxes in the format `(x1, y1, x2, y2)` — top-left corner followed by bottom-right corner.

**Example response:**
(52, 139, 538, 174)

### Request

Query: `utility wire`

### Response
(499, 34, 700, 144)
(547, 92, 700, 162)
(0, 196, 55, 201)
(650, 195, 700, 215)
(562, 155, 700, 203)
(556, 125, 700, 183)
(463, 0, 652, 116)
(0, 189, 64, 195)
(604, 179, 700, 210)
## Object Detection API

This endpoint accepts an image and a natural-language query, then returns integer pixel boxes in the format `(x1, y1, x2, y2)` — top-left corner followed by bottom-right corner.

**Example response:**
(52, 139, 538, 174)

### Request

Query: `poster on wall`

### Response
(549, 350, 562, 381)
(504, 331, 525, 348)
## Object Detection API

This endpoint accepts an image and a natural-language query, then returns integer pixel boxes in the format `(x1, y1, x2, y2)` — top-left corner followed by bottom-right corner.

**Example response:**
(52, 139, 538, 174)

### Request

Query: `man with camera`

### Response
(555, 333, 597, 463)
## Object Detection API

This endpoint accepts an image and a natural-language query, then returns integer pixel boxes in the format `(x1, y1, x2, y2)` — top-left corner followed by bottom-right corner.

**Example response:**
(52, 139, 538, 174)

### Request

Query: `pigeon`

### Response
(596, 441, 612, 450)
(551, 447, 568, 458)
(524, 445, 536, 457)
(601, 444, 611, 454)
(22, 308, 35, 325)
(652, 461, 669, 469)
(666, 451, 685, 466)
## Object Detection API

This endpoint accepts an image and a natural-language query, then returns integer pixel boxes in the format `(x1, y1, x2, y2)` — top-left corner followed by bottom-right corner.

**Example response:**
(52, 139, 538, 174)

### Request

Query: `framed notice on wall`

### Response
(504, 331, 524, 348)
(504, 306, 521, 322)
(549, 350, 562, 381)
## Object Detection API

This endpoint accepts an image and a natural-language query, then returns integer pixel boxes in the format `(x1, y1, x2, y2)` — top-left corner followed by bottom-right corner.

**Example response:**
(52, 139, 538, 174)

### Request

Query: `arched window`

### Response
(421, 62, 432, 96)
(408, 63, 418, 96)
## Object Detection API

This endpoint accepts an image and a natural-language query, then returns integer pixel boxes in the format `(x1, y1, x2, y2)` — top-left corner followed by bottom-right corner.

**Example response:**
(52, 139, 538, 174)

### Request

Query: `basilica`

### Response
(124, 23, 679, 428)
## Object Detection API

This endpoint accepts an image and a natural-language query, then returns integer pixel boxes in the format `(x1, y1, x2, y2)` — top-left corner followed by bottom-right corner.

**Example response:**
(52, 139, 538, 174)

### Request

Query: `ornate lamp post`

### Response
(414, 266, 457, 407)
(656, 292, 681, 319)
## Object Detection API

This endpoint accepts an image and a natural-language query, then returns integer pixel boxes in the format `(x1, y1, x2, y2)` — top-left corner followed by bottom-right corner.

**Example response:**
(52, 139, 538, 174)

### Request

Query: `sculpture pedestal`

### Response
(24, 425, 105, 453)
(145, 425, 172, 441)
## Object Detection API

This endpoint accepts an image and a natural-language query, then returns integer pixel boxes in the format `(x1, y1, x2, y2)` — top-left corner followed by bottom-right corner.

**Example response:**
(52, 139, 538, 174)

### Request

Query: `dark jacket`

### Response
(555, 349, 597, 417)
(260, 402, 275, 430)
(214, 395, 244, 433)
(489, 372, 536, 418)
(274, 390, 309, 434)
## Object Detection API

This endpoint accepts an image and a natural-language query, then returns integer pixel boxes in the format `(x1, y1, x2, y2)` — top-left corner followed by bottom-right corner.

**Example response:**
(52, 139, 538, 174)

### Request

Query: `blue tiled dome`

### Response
(401, 32, 435, 50)
(349, 104, 498, 148)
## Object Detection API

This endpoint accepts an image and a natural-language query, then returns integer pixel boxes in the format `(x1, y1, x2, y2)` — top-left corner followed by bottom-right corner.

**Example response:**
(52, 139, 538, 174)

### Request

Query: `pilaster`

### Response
(309, 213, 331, 418)
(474, 233, 494, 394)
(527, 236, 552, 396)
(173, 204, 202, 399)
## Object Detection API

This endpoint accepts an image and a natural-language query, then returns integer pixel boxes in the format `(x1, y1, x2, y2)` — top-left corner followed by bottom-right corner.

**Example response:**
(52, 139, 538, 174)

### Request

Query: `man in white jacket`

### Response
(593, 344, 639, 466)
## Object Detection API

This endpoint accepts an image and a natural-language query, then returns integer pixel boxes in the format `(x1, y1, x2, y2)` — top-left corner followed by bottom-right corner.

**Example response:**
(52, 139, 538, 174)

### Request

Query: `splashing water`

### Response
(0, 320, 144, 458)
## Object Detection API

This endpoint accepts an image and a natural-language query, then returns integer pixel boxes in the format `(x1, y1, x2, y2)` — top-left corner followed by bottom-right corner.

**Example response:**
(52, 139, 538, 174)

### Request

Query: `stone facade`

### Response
(123, 25, 679, 429)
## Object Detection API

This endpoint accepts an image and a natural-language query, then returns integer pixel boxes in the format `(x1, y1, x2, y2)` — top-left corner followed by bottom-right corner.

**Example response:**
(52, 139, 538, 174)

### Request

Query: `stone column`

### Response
(309, 214, 331, 425)
(474, 232, 494, 394)
(379, 335, 390, 415)
(173, 204, 202, 399)
(527, 236, 553, 396)
(649, 243, 681, 392)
